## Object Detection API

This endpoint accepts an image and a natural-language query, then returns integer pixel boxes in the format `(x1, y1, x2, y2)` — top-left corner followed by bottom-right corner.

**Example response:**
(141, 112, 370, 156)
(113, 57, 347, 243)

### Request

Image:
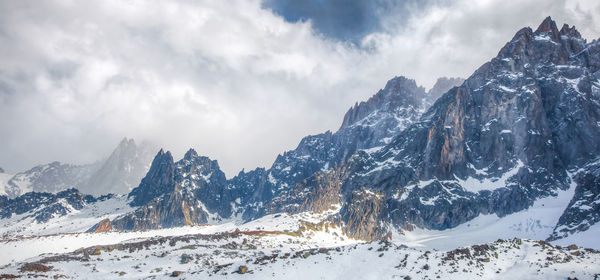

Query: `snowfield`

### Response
(393, 178, 579, 250)
(1, 226, 598, 279)
(1, 207, 600, 279)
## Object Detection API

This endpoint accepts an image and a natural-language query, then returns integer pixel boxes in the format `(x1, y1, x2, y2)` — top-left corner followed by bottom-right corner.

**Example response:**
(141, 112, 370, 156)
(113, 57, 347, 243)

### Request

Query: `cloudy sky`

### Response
(0, 0, 599, 176)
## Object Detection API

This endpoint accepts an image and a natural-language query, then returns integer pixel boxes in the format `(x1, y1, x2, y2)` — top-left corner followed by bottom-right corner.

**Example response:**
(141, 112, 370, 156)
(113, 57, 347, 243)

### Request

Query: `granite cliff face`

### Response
(260, 17, 600, 239)
(333, 17, 600, 234)
(82, 17, 600, 242)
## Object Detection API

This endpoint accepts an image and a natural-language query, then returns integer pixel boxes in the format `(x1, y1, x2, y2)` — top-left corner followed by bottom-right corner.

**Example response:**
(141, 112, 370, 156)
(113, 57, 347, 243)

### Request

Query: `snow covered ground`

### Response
(552, 222, 600, 249)
(1, 229, 598, 279)
(0, 212, 348, 267)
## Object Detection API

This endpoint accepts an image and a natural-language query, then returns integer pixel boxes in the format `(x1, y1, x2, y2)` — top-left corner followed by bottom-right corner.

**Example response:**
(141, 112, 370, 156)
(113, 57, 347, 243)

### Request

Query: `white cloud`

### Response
(0, 0, 598, 177)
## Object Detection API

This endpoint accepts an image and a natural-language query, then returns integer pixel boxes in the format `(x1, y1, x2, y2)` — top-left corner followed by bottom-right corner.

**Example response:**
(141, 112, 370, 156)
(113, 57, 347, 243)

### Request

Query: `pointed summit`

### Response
(82, 138, 157, 195)
(119, 137, 133, 145)
(535, 16, 557, 33)
(535, 16, 560, 41)
(183, 148, 199, 160)
(560, 23, 582, 39)
(128, 148, 175, 206)
(339, 76, 425, 129)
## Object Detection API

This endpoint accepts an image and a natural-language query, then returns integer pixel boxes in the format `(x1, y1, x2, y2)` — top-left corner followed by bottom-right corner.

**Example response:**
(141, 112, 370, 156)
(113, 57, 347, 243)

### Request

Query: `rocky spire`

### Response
(339, 76, 425, 129)
(559, 23, 582, 39)
(128, 149, 175, 207)
(534, 16, 563, 43)
(183, 148, 199, 160)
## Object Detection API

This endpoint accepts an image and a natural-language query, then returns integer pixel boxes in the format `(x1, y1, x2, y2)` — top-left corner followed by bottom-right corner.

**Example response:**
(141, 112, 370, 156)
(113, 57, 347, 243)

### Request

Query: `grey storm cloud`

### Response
(262, 0, 431, 42)
(0, 0, 599, 177)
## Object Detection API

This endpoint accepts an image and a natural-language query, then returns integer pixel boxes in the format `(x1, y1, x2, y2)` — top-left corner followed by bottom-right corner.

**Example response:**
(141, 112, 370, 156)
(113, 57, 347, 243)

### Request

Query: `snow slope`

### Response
(1, 232, 598, 279)
(0, 212, 350, 266)
(393, 178, 578, 250)
(552, 222, 600, 249)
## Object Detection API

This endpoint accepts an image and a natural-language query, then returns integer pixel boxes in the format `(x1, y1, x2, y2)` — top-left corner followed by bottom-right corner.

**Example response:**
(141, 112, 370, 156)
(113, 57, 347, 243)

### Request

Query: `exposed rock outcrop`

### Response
(87, 218, 112, 233)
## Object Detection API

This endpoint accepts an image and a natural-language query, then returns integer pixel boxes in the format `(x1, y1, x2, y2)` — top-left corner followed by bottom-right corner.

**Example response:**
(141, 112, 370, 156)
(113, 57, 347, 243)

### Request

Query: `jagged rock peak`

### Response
(183, 148, 199, 160)
(534, 16, 582, 42)
(127, 148, 175, 206)
(339, 76, 425, 129)
(380, 76, 424, 101)
(180, 148, 221, 171)
(495, 16, 587, 68)
(106, 137, 137, 159)
(0, 167, 4, 173)
(535, 16, 559, 34)
(149, 149, 174, 171)
(559, 23, 582, 39)
(119, 137, 135, 146)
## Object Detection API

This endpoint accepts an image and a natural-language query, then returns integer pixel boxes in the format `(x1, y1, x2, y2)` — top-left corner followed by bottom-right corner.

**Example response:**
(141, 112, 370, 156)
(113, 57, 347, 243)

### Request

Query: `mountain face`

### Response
(111, 149, 236, 230)
(330, 17, 600, 237)
(81, 17, 599, 244)
(1, 138, 155, 198)
(3, 16, 600, 280)
(235, 76, 462, 217)
(83, 138, 155, 196)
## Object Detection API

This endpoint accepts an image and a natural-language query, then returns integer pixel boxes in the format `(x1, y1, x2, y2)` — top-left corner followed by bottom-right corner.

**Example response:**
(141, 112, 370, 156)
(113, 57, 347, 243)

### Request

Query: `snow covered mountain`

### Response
(0, 138, 156, 198)
(330, 16, 600, 239)
(1, 16, 599, 279)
